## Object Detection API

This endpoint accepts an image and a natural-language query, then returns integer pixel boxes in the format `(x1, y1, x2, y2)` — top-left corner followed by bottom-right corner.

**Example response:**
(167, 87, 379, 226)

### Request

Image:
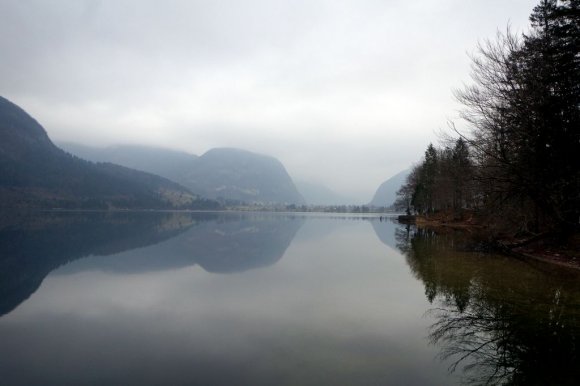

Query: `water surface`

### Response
(0, 212, 579, 385)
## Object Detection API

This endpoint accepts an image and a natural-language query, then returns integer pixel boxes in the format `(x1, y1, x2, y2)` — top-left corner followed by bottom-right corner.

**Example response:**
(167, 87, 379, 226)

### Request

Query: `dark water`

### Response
(0, 212, 579, 385)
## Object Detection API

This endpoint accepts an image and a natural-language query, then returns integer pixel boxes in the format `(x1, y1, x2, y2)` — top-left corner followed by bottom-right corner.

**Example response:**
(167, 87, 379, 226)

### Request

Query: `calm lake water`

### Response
(0, 211, 579, 385)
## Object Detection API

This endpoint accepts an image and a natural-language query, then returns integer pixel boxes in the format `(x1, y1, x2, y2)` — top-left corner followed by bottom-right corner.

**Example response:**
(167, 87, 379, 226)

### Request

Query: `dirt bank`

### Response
(400, 212, 580, 270)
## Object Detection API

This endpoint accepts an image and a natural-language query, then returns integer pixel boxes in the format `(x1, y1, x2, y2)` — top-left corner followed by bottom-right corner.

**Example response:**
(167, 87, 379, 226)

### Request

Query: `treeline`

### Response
(396, 0, 579, 234)
(395, 139, 474, 216)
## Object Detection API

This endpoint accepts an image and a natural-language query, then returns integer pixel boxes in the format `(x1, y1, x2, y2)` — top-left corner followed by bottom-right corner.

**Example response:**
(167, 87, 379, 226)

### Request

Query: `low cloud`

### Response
(0, 0, 536, 201)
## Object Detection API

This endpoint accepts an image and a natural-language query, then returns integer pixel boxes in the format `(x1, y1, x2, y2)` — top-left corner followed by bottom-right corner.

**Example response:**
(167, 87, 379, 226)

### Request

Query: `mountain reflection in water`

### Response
(0, 211, 303, 316)
(3, 213, 580, 385)
(1, 214, 454, 386)
(395, 225, 580, 385)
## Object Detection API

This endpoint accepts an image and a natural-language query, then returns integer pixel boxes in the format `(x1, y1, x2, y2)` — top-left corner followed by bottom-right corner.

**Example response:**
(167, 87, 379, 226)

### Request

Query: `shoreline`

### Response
(400, 214, 580, 270)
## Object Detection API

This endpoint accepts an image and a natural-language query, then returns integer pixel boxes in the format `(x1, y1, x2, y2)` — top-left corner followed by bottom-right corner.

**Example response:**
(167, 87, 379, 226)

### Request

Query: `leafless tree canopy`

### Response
(396, 0, 580, 235)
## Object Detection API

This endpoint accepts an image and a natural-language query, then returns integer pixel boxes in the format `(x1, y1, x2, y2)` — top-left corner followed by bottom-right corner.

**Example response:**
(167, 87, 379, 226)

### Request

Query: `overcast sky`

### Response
(1, 0, 538, 202)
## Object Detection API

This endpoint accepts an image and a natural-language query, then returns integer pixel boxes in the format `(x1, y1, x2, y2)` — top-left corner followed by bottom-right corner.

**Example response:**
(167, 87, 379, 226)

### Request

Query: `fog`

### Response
(0, 0, 537, 202)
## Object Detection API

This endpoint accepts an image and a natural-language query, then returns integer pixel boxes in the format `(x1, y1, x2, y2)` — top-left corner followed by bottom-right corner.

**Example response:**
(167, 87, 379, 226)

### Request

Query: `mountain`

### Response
(369, 169, 410, 208)
(183, 148, 305, 204)
(62, 143, 305, 205)
(295, 180, 353, 205)
(0, 96, 218, 210)
(58, 142, 198, 184)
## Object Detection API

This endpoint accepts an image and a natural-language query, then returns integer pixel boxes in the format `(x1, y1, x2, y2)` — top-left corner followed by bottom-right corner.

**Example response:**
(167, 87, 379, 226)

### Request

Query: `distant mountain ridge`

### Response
(58, 142, 198, 184)
(185, 148, 305, 204)
(295, 180, 353, 205)
(369, 169, 410, 208)
(60, 143, 305, 205)
(0, 96, 218, 210)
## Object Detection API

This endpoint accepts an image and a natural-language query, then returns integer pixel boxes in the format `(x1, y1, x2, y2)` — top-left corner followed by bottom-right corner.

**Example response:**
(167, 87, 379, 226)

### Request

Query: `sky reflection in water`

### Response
(2, 212, 578, 385)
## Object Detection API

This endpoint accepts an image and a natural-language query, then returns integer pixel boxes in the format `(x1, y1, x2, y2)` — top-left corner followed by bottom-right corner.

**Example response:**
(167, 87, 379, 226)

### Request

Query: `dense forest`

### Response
(396, 0, 579, 237)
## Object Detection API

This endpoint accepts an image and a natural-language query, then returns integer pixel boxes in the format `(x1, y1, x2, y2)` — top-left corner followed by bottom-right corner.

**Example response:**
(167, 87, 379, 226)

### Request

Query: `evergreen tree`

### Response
(451, 138, 472, 210)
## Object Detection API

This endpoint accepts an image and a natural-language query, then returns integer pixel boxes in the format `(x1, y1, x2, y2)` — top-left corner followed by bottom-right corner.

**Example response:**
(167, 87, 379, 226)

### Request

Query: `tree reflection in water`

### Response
(396, 226, 580, 385)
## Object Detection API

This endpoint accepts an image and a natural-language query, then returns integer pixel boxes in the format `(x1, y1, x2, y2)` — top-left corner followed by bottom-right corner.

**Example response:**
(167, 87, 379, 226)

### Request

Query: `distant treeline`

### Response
(396, 0, 579, 234)
(227, 203, 392, 213)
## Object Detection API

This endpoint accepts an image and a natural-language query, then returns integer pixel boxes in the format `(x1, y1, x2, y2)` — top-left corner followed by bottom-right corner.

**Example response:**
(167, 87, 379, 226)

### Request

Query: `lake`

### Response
(0, 211, 579, 385)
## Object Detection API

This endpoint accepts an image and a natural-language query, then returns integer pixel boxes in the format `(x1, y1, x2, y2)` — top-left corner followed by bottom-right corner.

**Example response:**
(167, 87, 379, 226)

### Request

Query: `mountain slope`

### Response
(182, 148, 305, 204)
(62, 143, 306, 205)
(369, 169, 410, 207)
(295, 180, 353, 205)
(58, 142, 198, 184)
(0, 96, 218, 209)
